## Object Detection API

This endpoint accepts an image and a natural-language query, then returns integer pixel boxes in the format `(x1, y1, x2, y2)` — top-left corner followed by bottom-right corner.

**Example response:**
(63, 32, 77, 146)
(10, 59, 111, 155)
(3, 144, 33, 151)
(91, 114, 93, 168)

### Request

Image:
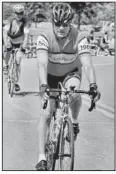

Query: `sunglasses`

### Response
(54, 22, 69, 27)
(15, 12, 24, 15)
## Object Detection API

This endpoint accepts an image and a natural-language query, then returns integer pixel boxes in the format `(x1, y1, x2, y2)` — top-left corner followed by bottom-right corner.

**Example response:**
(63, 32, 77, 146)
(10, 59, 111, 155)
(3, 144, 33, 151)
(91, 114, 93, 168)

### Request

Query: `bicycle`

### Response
(40, 82, 95, 171)
(6, 47, 18, 97)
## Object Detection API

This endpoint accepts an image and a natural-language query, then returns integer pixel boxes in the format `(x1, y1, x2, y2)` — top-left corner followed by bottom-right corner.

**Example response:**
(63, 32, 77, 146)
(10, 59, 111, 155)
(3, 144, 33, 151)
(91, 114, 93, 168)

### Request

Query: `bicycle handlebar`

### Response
(42, 89, 96, 112)
(5, 46, 25, 53)
(46, 88, 90, 94)
(5, 47, 19, 53)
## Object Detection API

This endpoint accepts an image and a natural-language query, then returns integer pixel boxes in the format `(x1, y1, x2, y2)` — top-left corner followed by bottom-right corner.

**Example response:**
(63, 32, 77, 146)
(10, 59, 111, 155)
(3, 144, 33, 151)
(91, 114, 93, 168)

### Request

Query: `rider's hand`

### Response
(89, 83, 101, 103)
(40, 84, 50, 102)
(21, 46, 26, 53)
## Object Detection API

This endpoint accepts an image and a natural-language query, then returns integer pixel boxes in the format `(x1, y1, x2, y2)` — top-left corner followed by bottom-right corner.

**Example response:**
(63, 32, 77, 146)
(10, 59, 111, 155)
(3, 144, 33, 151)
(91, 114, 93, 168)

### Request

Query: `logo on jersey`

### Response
(37, 40, 47, 47)
(49, 53, 77, 64)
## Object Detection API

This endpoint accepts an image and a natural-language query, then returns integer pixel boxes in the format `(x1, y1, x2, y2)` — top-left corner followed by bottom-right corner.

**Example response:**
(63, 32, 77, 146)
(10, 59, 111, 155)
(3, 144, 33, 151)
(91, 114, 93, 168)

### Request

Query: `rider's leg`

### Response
(64, 77, 82, 123)
(37, 102, 49, 161)
(3, 40, 12, 70)
(63, 76, 82, 140)
(15, 50, 23, 90)
(4, 51, 11, 71)
(36, 99, 55, 168)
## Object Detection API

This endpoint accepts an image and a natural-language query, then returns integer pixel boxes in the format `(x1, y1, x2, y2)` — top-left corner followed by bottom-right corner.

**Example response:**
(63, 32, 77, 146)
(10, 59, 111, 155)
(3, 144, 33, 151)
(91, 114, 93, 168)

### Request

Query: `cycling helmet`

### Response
(13, 4, 25, 13)
(52, 3, 74, 24)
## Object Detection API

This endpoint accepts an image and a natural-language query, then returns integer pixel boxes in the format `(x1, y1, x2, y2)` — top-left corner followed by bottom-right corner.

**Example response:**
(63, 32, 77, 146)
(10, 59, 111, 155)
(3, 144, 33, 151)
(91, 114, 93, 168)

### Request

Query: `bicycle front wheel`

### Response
(10, 80, 15, 97)
(10, 65, 15, 97)
(59, 116, 74, 170)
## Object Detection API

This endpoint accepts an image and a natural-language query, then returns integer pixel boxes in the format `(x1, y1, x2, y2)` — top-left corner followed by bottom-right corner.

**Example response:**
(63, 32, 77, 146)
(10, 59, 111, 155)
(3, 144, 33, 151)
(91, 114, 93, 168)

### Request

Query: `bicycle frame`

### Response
(43, 81, 95, 142)
(43, 82, 95, 170)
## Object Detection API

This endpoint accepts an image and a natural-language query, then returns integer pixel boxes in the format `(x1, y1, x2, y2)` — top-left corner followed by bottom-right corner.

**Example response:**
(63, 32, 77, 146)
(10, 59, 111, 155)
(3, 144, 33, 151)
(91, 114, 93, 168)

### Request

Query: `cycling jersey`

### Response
(36, 22, 90, 76)
(4, 17, 29, 44)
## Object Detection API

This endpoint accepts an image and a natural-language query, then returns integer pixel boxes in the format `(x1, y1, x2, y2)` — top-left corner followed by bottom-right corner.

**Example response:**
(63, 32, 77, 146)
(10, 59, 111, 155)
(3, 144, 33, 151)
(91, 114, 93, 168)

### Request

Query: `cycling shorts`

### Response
(11, 42, 21, 49)
(47, 67, 82, 89)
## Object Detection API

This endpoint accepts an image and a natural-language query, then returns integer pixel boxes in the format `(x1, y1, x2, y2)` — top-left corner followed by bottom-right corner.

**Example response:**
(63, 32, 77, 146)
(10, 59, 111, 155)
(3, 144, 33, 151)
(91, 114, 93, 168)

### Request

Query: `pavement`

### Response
(2, 55, 114, 170)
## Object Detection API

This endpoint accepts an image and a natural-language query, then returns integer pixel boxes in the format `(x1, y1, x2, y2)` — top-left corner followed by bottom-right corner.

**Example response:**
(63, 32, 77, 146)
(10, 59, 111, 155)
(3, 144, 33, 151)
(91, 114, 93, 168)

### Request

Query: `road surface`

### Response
(3, 55, 114, 170)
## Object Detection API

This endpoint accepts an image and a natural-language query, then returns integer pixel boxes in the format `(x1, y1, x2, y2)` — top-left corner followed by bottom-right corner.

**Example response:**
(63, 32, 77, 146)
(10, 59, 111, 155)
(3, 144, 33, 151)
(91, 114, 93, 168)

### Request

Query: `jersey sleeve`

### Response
(78, 37, 91, 55)
(36, 35, 49, 51)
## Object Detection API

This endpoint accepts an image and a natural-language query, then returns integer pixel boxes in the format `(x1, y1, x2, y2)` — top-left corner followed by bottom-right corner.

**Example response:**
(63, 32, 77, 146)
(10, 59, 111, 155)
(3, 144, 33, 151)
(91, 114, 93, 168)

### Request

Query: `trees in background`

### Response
(70, 2, 114, 29)
(3, 2, 115, 29)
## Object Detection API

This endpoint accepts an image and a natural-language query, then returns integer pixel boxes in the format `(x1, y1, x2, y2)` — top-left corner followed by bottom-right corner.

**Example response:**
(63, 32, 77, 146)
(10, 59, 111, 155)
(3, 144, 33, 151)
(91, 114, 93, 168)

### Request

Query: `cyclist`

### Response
(107, 24, 115, 55)
(3, 4, 29, 91)
(88, 30, 99, 55)
(98, 28, 114, 56)
(35, 3, 101, 170)
(2, 20, 8, 59)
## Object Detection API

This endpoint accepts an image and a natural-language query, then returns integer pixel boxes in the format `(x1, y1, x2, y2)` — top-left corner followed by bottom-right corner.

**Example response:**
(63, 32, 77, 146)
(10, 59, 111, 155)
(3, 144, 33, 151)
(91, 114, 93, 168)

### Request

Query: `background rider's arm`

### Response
(78, 38, 96, 84)
(104, 32, 109, 44)
(22, 26, 30, 48)
(36, 35, 49, 87)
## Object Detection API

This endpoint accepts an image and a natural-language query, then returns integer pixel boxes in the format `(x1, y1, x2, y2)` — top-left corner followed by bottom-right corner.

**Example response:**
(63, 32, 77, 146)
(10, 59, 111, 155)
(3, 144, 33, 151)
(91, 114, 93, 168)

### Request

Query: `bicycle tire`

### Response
(45, 114, 57, 171)
(59, 116, 74, 171)
(7, 55, 13, 96)
(10, 64, 15, 97)
(10, 81, 15, 97)
(8, 81, 11, 94)
(7, 56, 12, 94)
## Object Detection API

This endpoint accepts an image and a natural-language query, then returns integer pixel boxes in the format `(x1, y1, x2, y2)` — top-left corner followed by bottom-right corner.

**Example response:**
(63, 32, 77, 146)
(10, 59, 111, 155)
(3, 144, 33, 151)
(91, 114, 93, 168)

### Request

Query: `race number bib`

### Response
(78, 38, 90, 55)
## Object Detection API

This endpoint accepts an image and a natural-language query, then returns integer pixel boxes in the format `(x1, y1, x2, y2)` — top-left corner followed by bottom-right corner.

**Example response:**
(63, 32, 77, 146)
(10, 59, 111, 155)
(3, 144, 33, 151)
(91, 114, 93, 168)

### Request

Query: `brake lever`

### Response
(43, 100, 48, 109)
(42, 88, 50, 110)
(88, 99, 96, 112)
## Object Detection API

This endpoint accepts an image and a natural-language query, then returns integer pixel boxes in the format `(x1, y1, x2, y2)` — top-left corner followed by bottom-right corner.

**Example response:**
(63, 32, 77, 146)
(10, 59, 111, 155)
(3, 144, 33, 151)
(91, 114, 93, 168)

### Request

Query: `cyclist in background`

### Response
(35, 3, 101, 170)
(88, 30, 99, 55)
(107, 23, 115, 55)
(98, 27, 114, 56)
(3, 4, 29, 91)
(2, 20, 8, 59)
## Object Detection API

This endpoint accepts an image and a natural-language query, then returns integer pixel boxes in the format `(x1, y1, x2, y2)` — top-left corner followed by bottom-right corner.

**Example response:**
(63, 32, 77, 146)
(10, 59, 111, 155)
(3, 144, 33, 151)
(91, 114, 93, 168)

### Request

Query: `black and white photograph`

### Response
(2, 1, 115, 171)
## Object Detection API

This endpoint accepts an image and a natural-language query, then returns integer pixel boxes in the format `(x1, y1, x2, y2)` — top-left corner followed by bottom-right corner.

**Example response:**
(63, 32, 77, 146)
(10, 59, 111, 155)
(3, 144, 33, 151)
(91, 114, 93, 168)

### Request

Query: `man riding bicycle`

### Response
(35, 3, 100, 170)
(3, 4, 29, 91)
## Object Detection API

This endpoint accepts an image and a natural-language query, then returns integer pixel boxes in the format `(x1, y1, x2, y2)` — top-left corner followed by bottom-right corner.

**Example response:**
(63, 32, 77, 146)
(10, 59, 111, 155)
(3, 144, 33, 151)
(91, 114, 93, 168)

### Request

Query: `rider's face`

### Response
(53, 22, 71, 38)
(14, 12, 24, 21)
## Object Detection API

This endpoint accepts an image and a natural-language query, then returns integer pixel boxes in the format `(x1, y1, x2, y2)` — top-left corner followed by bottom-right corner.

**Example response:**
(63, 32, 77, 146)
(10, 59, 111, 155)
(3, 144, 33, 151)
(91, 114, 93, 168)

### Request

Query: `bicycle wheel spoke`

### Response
(61, 157, 71, 169)
(61, 138, 72, 170)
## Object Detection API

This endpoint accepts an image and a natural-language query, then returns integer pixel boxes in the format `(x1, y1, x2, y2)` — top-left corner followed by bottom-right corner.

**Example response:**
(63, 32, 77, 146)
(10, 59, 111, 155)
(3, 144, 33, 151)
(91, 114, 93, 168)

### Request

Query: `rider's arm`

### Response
(36, 35, 49, 87)
(104, 33, 108, 44)
(78, 38, 96, 84)
(3, 24, 10, 47)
